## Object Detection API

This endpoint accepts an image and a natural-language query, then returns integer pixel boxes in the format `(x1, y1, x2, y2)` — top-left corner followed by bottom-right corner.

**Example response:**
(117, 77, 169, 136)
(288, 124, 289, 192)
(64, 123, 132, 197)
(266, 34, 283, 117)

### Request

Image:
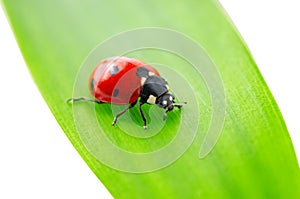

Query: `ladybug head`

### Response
(157, 92, 175, 109)
(156, 92, 175, 120)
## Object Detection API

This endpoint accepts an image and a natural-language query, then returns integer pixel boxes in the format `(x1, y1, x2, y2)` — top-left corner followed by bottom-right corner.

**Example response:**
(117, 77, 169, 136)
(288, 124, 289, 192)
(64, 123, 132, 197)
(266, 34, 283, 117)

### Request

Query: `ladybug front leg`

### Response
(112, 101, 137, 126)
(139, 102, 147, 129)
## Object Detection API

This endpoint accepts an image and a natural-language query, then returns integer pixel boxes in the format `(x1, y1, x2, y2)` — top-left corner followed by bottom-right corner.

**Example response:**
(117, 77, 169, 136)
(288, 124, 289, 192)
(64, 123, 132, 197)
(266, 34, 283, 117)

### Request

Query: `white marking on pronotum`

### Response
(140, 77, 146, 85)
(166, 85, 170, 91)
(169, 96, 173, 101)
(149, 72, 155, 76)
(147, 95, 157, 104)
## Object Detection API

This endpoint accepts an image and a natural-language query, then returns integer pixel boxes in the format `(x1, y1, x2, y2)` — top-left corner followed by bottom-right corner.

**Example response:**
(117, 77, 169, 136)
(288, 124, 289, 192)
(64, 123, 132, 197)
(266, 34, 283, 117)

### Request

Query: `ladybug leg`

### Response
(174, 104, 183, 109)
(163, 111, 167, 121)
(139, 102, 147, 129)
(112, 101, 137, 126)
(67, 97, 103, 104)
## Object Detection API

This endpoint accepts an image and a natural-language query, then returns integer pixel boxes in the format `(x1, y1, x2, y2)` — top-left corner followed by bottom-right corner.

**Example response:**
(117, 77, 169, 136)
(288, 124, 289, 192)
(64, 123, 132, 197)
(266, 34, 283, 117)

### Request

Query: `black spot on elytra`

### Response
(136, 66, 149, 78)
(91, 78, 95, 90)
(110, 65, 119, 75)
(113, 89, 119, 97)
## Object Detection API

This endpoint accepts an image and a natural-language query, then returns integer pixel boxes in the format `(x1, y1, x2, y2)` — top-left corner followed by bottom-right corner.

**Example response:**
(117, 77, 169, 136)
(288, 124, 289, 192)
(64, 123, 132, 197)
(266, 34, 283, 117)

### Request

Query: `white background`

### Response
(0, 1, 299, 198)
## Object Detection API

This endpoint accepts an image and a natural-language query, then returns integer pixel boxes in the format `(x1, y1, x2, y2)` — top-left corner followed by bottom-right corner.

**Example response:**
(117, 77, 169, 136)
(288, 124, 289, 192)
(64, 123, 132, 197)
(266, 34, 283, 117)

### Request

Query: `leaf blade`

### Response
(2, 0, 299, 198)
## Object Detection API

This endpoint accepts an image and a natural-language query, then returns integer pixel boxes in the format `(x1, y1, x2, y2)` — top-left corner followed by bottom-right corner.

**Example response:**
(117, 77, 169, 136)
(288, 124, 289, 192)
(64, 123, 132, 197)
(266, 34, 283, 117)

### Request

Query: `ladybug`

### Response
(68, 56, 186, 129)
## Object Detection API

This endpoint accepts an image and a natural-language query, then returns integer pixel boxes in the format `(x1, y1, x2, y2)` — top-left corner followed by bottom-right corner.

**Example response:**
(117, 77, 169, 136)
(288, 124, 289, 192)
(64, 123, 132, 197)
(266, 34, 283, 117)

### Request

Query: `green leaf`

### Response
(2, 0, 299, 198)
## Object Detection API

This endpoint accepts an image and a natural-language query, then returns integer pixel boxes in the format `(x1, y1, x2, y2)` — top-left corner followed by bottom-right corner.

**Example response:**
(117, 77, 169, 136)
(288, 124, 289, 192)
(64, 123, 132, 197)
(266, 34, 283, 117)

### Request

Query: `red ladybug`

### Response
(68, 56, 186, 129)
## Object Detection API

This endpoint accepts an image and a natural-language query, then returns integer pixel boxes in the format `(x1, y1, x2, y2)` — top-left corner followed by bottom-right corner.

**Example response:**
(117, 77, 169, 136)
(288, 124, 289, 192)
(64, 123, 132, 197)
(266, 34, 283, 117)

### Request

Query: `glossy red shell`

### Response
(89, 57, 160, 105)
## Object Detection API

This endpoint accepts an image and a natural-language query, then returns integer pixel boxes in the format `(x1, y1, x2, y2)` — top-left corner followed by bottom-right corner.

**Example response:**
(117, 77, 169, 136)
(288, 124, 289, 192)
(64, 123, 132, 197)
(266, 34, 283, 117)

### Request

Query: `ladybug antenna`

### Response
(173, 101, 187, 106)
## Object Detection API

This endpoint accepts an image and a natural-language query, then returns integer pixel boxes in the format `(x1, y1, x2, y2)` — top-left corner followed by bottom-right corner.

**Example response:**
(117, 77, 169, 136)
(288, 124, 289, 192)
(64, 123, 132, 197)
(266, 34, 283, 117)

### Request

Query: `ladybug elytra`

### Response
(68, 56, 186, 129)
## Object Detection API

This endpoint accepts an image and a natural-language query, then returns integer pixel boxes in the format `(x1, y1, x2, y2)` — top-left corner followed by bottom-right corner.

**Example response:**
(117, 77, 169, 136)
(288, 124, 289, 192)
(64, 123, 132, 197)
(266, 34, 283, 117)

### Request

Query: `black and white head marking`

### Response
(156, 92, 175, 111)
